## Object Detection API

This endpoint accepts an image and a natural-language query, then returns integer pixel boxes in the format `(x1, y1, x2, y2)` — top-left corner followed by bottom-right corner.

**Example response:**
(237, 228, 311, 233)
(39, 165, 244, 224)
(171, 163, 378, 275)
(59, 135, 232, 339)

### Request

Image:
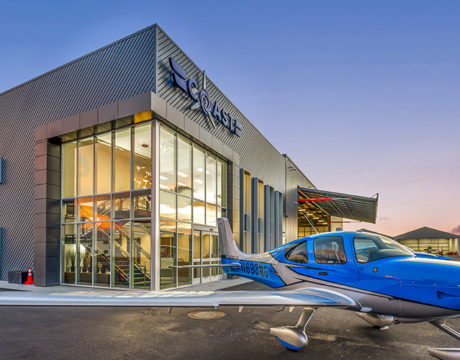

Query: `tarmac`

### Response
(0, 276, 459, 360)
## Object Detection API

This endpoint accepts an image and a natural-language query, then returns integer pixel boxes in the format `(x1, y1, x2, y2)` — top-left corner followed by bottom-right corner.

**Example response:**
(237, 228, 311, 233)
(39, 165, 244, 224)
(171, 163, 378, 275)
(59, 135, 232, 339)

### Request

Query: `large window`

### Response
(61, 120, 152, 289)
(158, 124, 227, 289)
(61, 120, 226, 290)
(95, 133, 111, 194)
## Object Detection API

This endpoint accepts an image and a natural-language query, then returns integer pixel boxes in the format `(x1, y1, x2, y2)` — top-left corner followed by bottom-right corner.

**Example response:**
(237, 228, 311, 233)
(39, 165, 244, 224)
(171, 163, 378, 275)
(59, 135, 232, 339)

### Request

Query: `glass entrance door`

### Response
(192, 230, 222, 284)
(192, 231, 201, 284)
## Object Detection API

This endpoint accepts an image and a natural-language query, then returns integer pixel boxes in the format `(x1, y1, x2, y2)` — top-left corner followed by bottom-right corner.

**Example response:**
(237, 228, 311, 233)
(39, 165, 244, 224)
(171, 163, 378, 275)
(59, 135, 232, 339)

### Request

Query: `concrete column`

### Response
(239, 168, 245, 251)
(34, 125, 62, 286)
(264, 185, 271, 251)
(274, 191, 280, 248)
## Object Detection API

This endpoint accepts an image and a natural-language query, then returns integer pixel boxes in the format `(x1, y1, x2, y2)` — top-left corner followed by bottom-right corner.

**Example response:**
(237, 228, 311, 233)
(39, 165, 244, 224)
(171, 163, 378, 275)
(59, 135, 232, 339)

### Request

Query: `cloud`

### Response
(452, 225, 460, 235)
(378, 216, 390, 221)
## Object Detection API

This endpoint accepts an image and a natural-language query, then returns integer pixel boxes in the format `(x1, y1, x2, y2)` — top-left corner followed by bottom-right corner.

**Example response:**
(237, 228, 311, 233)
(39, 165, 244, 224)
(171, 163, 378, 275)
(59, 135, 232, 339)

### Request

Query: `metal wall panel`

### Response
(156, 27, 287, 192)
(0, 26, 157, 280)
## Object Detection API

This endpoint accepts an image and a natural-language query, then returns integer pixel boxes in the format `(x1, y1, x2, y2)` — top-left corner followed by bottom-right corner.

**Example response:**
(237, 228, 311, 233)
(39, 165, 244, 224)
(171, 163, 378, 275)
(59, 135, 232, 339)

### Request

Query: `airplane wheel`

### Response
(285, 346, 303, 352)
(275, 336, 306, 352)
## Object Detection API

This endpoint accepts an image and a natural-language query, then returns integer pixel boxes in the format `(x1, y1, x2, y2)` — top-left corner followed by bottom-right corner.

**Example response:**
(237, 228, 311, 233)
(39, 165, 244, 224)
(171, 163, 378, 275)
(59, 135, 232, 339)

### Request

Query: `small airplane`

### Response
(0, 218, 459, 359)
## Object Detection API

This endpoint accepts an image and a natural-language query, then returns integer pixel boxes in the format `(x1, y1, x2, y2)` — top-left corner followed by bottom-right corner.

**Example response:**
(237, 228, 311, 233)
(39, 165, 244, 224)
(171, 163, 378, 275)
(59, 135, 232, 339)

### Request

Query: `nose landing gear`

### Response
(270, 307, 315, 351)
(428, 320, 460, 360)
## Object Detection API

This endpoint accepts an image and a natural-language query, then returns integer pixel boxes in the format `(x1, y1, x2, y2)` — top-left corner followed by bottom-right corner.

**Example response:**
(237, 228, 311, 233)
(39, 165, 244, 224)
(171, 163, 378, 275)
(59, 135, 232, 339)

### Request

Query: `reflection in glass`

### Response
(62, 224, 76, 284)
(113, 221, 130, 288)
(217, 161, 222, 206)
(62, 199, 76, 223)
(177, 195, 192, 222)
(133, 123, 152, 190)
(78, 138, 94, 196)
(78, 197, 93, 222)
(218, 160, 227, 207)
(114, 128, 131, 192)
(202, 234, 210, 277)
(62, 141, 77, 198)
(160, 191, 176, 220)
(94, 222, 111, 287)
(177, 223, 192, 286)
(132, 220, 151, 289)
(193, 147, 205, 200)
(132, 189, 151, 218)
(160, 220, 176, 289)
(193, 232, 201, 280)
(95, 133, 112, 194)
(211, 234, 219, 258)
(95, 195, 111, 221)
(206, 204, 217, 226)
(159, 127, 176, 192)
(77, 223, 93, 285)
(193, 200, 205, 224)
(113, 192, 130, 219)
(177, 137, 191, 196)
(206, 156, 216, 204)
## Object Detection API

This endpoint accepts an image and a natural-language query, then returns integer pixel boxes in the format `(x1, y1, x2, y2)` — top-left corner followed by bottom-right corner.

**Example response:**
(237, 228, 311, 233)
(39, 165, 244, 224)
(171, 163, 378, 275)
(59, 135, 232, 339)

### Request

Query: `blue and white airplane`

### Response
(1, 218, 459, 359)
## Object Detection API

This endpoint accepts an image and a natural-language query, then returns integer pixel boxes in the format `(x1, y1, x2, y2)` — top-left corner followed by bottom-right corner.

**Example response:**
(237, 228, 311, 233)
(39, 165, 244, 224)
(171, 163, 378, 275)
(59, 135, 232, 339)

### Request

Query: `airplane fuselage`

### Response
(222, 231, 460, 321)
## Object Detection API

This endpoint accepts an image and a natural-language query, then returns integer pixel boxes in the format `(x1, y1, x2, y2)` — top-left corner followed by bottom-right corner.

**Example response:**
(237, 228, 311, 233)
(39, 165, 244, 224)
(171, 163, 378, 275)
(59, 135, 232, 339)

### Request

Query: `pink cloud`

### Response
(452, 225, 460, 235)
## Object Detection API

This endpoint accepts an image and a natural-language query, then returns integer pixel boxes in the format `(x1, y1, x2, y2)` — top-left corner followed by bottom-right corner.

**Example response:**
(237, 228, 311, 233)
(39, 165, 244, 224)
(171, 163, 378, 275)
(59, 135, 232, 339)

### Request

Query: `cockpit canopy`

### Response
(284, 232, 414, 265)
(354, 233, 414, 263)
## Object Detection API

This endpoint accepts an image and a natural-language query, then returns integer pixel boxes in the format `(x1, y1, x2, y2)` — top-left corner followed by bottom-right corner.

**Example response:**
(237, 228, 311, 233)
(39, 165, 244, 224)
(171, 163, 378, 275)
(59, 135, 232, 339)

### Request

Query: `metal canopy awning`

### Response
(298, 187, 379, 224)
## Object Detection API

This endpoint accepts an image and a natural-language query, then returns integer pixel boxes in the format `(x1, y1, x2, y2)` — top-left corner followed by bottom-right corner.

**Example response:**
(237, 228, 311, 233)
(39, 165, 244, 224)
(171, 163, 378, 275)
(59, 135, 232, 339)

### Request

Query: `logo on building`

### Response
(169, 57, 243, 137)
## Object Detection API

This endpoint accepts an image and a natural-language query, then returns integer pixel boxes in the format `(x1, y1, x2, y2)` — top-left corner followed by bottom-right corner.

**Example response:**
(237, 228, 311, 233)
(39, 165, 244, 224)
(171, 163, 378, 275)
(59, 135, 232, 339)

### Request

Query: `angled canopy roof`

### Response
(298, 187, 379, 224)
(395, 227, 459, 240)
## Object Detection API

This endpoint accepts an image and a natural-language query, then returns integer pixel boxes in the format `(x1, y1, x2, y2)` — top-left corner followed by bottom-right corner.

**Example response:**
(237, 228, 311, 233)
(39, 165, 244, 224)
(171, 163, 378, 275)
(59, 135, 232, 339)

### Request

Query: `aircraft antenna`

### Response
(303, 214, 319, 235)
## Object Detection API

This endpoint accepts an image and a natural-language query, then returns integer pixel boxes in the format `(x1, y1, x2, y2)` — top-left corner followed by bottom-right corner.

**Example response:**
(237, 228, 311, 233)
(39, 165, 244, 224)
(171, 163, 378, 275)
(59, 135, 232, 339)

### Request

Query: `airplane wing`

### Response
(0, 287, 358, 308)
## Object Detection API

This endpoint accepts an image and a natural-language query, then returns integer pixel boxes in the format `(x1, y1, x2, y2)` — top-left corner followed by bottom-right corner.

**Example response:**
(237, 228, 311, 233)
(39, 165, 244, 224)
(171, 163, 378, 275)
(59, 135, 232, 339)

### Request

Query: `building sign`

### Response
(169, 57, 243, 137)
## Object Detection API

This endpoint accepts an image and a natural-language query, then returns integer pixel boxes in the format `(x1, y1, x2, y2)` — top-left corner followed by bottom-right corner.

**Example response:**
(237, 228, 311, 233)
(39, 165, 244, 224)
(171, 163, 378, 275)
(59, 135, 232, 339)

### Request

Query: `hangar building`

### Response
(0, 24, 377, 289)
(395, 227, 459, 255)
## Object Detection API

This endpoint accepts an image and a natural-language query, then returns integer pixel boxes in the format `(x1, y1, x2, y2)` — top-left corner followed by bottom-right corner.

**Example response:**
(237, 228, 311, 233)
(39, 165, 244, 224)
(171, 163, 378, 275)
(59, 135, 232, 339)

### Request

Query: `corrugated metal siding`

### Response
(0, 26, 157, 280)
(156, 27, 287, 192)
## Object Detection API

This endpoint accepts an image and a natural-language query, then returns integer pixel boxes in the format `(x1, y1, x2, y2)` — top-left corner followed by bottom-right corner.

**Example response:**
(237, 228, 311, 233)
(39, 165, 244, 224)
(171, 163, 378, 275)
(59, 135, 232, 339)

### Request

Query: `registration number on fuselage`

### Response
(239, 261, 270, 279)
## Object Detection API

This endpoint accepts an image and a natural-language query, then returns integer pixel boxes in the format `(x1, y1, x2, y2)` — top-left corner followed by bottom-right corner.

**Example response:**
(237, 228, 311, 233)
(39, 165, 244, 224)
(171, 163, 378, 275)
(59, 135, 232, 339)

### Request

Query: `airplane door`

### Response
(353, 234, 402, 315)
(309, 235, 358, 286)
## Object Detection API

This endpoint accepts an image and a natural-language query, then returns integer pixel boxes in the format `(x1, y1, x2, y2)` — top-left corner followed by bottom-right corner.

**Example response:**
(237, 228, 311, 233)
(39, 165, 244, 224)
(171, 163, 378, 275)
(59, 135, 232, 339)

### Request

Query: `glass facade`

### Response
(159, 125, 227, 289)
(61, 120, 227, 290)
(61, 121, 152, 289)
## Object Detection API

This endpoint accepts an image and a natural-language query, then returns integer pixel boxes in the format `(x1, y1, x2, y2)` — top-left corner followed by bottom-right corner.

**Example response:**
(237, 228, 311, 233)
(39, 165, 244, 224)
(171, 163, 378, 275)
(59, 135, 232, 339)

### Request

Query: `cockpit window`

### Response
(354, 233, 414, 263)
(314, 237, 346, 264)
(285, 241, 308, 264)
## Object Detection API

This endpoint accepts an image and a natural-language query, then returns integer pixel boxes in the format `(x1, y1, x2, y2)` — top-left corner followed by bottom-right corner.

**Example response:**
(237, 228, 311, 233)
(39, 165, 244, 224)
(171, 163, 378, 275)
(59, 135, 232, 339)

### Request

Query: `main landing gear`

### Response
(270, 307, 315, 351)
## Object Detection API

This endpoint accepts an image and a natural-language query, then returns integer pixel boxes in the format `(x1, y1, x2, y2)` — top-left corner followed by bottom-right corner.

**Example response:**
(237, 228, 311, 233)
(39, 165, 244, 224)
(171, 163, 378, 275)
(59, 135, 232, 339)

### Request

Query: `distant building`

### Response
(394, 227, 459, 255)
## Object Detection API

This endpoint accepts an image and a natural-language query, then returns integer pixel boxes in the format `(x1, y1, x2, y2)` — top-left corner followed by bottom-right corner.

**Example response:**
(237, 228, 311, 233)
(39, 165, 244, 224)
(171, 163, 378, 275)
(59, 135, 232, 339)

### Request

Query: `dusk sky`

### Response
(1, 1, 459, 236)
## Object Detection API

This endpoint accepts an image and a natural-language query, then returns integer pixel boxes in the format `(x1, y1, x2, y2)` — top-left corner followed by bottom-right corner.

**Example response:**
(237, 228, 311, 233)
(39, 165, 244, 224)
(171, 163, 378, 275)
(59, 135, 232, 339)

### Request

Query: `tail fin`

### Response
(217, 218, 249, 260)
